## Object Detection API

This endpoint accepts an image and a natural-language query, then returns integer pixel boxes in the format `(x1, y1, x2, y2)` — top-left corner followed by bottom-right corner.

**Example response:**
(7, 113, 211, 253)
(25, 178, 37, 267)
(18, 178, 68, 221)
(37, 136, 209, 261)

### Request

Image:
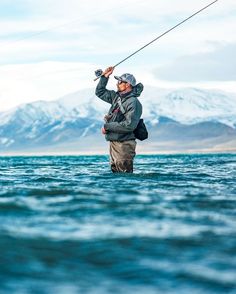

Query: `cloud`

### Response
(0, 0, 235, 66)
(0, 62, 97, 111)
(153, 42, 236, 82)
(0, 0, 236, 111)
(19, 0, 235, 21)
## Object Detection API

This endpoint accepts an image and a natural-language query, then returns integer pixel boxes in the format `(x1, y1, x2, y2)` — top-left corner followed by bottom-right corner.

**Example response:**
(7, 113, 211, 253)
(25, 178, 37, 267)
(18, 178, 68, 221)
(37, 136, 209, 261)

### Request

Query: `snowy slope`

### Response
(142, 87, 236, 127)
(57, 86, 236, 127)
(0, 86, 236, 151)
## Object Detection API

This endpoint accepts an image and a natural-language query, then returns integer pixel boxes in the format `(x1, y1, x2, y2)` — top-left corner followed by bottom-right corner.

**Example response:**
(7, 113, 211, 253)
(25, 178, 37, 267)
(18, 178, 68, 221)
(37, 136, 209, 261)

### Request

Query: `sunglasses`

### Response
(118, 80, 127, 85)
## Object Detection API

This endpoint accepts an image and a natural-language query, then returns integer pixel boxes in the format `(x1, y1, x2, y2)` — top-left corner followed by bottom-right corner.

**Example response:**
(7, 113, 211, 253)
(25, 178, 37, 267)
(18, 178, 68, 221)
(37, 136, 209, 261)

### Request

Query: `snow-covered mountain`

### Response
(0, 86, 236, 153)
(141, 87, 236, 127)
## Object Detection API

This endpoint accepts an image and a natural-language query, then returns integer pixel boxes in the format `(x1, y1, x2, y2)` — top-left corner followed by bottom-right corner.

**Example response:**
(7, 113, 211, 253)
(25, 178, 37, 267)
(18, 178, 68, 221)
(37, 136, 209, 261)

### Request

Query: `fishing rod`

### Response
(94, 0, 219, 81)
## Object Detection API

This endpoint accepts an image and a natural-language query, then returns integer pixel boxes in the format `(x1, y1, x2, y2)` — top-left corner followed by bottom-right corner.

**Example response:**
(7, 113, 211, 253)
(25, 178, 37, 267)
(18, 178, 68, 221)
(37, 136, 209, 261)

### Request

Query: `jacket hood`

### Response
(118, 83, 144, 99)
(132, 83, 144, 97)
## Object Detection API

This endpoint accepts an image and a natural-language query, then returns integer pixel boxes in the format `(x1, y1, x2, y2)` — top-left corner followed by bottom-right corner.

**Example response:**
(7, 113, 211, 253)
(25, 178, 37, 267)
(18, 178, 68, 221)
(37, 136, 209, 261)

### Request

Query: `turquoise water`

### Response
(0, 154, 236, 294)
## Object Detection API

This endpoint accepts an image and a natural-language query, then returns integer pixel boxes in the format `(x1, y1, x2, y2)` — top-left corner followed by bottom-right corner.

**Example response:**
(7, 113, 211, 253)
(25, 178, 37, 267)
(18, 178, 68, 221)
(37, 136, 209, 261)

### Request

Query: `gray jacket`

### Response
(95, 76, 143, 142)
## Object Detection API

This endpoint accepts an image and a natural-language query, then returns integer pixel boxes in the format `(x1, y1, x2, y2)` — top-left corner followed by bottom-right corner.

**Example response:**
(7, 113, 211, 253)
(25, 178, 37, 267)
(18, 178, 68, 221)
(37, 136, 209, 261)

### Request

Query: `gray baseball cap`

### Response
(114, 73, 136, 87)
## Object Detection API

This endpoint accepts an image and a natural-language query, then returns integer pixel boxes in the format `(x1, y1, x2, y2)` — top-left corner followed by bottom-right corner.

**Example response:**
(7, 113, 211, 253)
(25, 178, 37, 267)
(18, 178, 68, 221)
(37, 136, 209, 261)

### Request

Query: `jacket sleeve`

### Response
(95, 76, 117, 104)
(104, 100, 142, 134)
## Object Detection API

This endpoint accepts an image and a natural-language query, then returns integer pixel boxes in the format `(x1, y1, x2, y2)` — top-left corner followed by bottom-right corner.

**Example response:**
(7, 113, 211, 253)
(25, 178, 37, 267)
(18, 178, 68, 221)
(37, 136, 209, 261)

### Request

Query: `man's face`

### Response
(117, 80, 130, 92)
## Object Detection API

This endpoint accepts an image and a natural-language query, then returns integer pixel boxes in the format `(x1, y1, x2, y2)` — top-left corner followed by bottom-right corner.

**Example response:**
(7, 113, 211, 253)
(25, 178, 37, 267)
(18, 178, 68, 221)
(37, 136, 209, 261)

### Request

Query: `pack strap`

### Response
(117, 97, 126, 114)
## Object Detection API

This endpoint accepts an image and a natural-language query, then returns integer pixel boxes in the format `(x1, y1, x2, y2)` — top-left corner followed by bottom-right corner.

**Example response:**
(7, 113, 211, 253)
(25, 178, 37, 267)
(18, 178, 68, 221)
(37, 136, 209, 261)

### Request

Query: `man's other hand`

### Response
(101, 127, 107, 135)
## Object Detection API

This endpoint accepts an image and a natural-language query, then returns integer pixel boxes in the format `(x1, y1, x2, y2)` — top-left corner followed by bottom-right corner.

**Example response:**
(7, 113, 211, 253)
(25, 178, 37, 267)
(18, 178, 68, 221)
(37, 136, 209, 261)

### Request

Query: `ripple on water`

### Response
(0, 154, 235, 293)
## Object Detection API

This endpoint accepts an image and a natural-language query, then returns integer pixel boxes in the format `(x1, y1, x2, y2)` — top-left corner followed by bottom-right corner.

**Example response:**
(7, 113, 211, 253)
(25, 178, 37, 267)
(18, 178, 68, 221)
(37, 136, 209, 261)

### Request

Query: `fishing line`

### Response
(0, 0, 146, 47)
(0, 0, 147, 95)
(94, 0, 219, 81)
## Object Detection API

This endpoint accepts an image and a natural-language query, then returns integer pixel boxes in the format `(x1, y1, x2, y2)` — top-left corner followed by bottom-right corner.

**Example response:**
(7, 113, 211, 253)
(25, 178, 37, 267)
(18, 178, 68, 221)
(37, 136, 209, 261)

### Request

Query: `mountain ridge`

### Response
(0, 86, 236, 153)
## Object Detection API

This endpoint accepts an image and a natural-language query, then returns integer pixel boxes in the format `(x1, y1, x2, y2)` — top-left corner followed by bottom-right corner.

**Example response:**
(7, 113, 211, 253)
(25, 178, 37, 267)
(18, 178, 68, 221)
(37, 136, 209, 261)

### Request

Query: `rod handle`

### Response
(93, 74, 103, 82)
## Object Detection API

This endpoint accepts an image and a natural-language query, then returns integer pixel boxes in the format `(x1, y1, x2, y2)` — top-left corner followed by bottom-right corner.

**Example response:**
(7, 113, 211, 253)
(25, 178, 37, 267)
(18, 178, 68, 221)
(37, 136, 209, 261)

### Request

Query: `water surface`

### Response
(0, 154, 236, 293)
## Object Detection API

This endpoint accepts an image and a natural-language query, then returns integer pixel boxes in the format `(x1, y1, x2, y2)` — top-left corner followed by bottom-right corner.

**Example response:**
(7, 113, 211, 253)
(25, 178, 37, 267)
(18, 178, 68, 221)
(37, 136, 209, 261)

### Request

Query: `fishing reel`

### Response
(95, 69, 103, 78)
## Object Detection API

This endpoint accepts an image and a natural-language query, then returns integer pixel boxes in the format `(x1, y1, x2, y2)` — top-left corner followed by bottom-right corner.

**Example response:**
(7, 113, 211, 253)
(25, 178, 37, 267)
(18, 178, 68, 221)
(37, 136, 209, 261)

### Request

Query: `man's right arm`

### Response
(95, 66, 116, 104)
(95, 76, 116, 104)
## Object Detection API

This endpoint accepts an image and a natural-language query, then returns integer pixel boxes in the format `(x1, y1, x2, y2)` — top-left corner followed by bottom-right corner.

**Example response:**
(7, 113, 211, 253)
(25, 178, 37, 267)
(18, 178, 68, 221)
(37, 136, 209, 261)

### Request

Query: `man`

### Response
(95, 66, 143, 173)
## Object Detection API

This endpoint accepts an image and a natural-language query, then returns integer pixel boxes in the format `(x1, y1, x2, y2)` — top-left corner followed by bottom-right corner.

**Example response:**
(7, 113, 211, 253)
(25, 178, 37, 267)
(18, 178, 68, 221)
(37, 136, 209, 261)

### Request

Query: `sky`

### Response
(0, 0, 235, 111)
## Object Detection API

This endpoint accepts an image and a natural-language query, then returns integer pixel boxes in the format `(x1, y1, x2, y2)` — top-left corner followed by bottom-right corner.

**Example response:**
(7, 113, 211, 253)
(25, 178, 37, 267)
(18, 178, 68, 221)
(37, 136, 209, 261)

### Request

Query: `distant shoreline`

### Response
(1, 149, 236, 157)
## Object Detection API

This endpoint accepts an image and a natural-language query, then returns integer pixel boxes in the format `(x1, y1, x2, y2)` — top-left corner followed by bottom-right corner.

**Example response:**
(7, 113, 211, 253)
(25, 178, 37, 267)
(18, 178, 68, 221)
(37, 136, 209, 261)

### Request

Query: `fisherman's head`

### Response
(114, 73, 136, 94)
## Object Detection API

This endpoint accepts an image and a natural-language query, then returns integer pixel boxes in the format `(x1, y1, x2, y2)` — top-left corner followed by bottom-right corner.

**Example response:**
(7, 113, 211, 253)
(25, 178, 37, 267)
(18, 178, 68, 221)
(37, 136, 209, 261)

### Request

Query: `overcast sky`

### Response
(0, 0, 235, 111)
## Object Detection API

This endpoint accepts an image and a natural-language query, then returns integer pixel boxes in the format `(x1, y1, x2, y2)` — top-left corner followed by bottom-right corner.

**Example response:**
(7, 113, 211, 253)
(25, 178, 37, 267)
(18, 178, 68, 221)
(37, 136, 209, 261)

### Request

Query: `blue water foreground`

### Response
(0, 154, 236, 294)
